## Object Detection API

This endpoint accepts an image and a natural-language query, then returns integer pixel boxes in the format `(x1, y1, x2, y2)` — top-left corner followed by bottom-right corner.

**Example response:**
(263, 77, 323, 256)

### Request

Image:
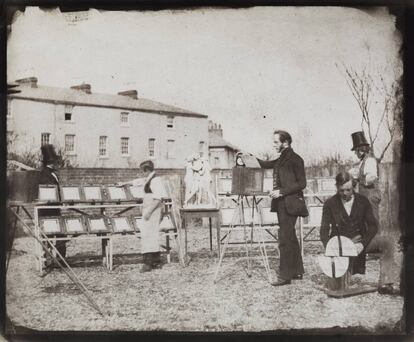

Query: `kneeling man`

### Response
(320, 172, 393, 294)
(320, 171, 377, 275)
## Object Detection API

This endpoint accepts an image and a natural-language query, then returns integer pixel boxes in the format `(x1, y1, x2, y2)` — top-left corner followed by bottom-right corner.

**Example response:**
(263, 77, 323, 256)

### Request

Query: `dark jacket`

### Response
(320, 192, 378, 274)
(38, 166, 61, 217)
(257, 147, 307, 214)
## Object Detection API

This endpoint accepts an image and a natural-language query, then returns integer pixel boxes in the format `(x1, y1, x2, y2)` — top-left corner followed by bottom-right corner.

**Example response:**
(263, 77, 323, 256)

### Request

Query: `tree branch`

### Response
(373, 99, 389, 144)
(377, 130, 395, 163)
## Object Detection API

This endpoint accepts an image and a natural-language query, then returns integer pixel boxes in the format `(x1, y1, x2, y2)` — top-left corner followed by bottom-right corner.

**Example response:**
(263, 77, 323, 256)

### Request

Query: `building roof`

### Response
(8, 84, 207, 118)
(209, 133, 240, 151)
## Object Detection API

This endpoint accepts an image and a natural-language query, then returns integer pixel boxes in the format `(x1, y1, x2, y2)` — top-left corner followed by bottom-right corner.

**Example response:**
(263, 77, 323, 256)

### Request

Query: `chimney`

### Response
(208, 121, 223, 138)
(118, 90, 138, 99)
(15, 77, 38, 88)
(70, 83, 91, 94)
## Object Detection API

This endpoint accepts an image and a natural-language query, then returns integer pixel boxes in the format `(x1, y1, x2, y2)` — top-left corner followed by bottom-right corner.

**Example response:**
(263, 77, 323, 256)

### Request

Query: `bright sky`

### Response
(7, 6, 401, 163)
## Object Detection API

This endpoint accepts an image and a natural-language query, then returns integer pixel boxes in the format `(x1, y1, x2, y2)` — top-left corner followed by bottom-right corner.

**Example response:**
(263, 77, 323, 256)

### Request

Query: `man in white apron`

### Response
(123, 160, 167, 272)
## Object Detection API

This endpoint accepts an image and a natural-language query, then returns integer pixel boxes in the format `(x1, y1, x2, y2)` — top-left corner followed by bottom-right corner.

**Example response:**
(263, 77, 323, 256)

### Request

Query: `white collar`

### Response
(341, 195, 354, 204)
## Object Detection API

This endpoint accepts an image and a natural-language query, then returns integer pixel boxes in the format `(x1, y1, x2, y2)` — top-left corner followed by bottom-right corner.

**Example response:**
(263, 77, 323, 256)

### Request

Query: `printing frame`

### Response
(82, 185, 105, 202)
(60, 185, 84, 202)
(38, 184, 59, 203)
(62, 215, 88, 235)
(110, 216, 135, 234)
(39, 216, 64, 236)
(85, 215, 112, 234)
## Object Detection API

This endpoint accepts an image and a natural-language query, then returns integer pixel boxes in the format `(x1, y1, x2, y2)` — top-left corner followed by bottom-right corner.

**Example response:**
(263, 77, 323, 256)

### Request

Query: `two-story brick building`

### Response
(7, 77, 209, 168)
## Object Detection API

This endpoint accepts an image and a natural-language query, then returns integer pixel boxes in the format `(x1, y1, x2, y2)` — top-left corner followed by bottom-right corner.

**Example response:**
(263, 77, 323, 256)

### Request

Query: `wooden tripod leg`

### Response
(6, 206, 20, 272)
(213, 202, 240, 283)
(240, 197, 251, 277)
(9, 209, 105, 316)
(253, 198, 272, 282)
(166, 234, 171, 263)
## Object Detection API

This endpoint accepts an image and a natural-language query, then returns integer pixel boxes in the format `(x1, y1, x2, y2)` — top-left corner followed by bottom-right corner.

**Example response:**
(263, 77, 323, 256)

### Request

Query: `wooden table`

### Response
(180, 207, 221, 259)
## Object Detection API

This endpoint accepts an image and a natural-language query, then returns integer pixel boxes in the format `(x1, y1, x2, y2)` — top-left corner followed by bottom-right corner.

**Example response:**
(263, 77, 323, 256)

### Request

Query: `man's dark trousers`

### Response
(276, 199, 304, 280)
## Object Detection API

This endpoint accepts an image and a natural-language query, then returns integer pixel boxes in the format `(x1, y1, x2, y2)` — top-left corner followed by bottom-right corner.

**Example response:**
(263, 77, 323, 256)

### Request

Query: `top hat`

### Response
(351, 131, 370, 151)
(41, 144, 58, 165)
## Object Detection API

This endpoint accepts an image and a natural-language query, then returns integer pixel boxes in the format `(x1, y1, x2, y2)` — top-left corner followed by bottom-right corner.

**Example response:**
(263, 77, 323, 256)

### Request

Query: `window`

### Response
(41, 133, 51, 146)
(64, 105, 73, 122)
(214, 157, 220, 166)
(7, 99, 11, 117)
(167, 139, 175, 159)
(99, 136, 107, 157)
(199, 141, 205, 157)
(148, 138, 155, 157)
(120, 112, 129, 126)
(121, 137, 129, 156)
(166, 116, 175, 129)
(65, 134, 75, 153)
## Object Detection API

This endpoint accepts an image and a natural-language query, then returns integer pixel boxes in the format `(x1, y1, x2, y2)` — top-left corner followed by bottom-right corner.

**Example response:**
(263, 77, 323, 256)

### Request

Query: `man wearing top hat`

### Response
(39, 144, 67, 261)
(349, 132, 398, 295)
(349, 131, 381, 223)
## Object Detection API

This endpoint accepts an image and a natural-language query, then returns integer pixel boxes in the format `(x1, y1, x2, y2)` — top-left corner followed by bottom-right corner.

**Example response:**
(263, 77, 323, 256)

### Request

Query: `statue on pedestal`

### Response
(184, 153, 217, 208)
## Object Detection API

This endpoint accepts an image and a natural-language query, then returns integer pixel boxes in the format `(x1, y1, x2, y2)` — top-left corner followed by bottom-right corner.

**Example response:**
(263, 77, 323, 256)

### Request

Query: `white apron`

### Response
(140, 191, 162, 253)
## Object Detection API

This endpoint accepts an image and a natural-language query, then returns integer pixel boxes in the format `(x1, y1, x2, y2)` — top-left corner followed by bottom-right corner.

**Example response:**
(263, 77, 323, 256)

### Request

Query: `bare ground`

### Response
(6, 228, 404, 333)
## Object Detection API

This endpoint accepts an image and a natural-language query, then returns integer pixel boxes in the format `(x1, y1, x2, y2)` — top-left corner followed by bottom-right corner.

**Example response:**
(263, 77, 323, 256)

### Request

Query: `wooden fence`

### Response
(9, 163, 401, 240)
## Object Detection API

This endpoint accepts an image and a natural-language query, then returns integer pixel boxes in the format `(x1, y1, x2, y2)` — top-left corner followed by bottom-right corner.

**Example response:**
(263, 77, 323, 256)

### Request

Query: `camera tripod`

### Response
(213, 195, 273, 283)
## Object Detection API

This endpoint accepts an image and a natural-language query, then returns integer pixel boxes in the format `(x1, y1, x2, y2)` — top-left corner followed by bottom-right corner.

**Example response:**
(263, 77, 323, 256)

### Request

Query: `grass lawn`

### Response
(6, 226, 404, 333)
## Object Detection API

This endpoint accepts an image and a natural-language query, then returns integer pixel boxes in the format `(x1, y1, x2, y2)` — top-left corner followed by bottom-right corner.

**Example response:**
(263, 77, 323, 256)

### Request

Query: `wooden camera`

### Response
(231, 154, 264, 195)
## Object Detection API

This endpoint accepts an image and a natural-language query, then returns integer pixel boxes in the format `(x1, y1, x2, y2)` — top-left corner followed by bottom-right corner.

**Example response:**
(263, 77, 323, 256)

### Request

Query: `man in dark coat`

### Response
(320, 171, 378, 275)
(257, 130, 307, 286)
(38, 144, 66, 259)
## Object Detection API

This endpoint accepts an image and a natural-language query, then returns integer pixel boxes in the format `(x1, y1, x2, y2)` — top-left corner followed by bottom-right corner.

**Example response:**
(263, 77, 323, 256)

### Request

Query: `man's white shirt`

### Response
(349, 156, 378, 186)
(341, 195, 354, 216)
(361, 156, 378, 186)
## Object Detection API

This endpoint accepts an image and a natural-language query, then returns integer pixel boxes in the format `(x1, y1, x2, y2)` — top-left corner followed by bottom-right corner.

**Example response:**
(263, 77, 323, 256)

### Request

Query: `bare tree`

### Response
(337, 62, 402, 163)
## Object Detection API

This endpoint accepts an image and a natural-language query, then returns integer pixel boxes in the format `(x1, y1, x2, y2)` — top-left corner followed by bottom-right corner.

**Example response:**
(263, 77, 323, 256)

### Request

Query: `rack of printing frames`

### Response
(6, 170, 184, 274)
(33, 182, 185, 273)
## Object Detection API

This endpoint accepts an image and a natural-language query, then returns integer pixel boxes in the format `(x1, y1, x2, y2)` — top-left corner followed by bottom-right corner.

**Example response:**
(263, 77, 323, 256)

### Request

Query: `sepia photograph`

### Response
(5, 5, 407, 336)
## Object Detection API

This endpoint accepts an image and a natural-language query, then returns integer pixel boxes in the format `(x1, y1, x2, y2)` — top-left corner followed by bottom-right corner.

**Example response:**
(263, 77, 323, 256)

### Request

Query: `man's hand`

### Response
(351, 235, 362, 243)
(355, 242, 364, 255)
(237, 151, 254, 157)
(365, 173, 378, 186)
(269, 190, 281, 199)
(349, 167, 359, 180)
